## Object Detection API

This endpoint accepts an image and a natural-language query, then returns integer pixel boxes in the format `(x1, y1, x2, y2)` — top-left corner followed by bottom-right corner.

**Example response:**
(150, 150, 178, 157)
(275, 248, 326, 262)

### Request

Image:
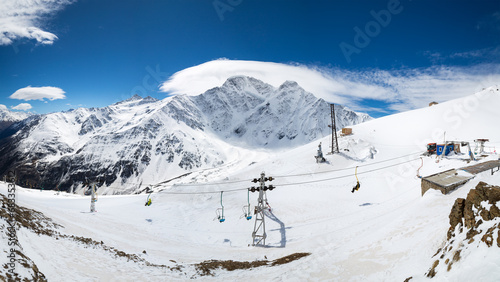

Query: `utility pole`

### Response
(90, 182, 97, 213)
(328, 104, 340, 154)
(250, 172, 275, 246)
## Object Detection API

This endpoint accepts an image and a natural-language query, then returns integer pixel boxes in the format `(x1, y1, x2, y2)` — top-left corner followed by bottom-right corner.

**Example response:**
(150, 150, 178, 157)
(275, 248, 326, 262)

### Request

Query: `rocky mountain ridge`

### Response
(0, 76, 371, 193)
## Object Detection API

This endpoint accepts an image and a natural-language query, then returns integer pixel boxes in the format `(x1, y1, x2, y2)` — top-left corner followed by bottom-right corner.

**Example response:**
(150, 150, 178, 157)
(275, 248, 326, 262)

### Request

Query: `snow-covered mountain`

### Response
(1, 86, 499, 281)
(0, 76, 370, 193)
(0, 106, 32, 131)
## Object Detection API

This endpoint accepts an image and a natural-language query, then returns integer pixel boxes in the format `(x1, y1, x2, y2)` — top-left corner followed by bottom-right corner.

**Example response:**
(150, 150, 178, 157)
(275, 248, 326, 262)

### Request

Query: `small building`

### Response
(421, 169, 472, 196)
(341, 128, 352, 136)
(429, 101, 439, 107)
(436, 144, 454, 156)
(421, 160, 500, 196)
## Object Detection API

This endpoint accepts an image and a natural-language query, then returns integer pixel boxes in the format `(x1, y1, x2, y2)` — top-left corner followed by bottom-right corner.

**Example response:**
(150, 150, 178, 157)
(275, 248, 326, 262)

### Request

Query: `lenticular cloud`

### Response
(10, 86, 66, 101)
(159, 59, 500, 114)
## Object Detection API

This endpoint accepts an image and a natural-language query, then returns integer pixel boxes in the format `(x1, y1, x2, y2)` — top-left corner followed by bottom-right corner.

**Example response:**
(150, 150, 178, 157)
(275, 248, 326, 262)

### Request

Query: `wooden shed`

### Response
(342, 128, 352, 136)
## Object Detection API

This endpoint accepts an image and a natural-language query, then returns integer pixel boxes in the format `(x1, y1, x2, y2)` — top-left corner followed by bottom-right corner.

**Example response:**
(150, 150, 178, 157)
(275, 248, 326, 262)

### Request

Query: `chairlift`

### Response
(416, 157, 423, 178)
(215, 191, 225, 223)
(351, 166, 361, 193)
(145, 193, 152, 206)
(241, 189, 252, 220)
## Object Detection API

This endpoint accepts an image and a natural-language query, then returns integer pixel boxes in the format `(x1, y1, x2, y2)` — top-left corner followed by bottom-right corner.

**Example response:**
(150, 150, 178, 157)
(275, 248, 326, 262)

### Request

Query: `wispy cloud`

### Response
(0, 0, 74, 45)
(10, 86, 66, 101)
(159, 59, 500, 116)
(476, 11, 500, 32)
(422, 46, 500, 65)
(11, 103, 32, 111)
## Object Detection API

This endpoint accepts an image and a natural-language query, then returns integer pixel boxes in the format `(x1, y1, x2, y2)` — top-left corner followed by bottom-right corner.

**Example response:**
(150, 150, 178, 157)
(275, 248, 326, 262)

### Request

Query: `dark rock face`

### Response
(448, 181, 500, 238)
(449, 198, 465, 232)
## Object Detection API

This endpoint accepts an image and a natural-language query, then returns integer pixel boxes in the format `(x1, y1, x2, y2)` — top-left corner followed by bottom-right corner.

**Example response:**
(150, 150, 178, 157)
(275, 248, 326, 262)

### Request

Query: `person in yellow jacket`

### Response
(145, 194, 152, 206)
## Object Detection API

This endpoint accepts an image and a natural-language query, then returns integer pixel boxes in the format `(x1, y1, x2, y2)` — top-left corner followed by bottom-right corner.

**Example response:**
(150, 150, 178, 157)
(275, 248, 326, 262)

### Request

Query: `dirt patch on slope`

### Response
(194, 252, 311, 277)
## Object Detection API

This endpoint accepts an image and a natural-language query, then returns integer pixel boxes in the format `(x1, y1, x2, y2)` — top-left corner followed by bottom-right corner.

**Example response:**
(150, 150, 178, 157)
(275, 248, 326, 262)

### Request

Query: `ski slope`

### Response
(1, 87, 500, 281)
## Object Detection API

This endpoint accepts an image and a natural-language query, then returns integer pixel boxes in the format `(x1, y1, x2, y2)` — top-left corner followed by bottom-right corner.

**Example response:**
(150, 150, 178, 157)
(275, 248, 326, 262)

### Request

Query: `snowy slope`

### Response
(0, 76, 370, 194)
(0, 106, 31, 123)
(0, 106, 31, 131)
(1, 87, 499, 281)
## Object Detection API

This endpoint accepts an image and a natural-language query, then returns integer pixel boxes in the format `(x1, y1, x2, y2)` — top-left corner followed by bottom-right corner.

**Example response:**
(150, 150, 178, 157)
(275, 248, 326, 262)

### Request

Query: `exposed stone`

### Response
(448, 198, 465, 239)
(427, 181, 500, 278)
(426, 260, 439, 278)
(497, 230, 500, 248)
(491, 204, 500, 218)
(481, 226, 496, 247)
(463, 182, 500, 229)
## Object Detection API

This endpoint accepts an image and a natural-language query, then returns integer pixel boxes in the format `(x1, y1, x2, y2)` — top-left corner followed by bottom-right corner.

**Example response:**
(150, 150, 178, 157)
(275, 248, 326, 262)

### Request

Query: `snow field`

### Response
(1, 87, 500, 280)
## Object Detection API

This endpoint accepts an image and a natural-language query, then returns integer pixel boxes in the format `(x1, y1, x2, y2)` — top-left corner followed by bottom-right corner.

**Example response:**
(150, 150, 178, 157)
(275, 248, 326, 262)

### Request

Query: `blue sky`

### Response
(1, 0, 499, 117)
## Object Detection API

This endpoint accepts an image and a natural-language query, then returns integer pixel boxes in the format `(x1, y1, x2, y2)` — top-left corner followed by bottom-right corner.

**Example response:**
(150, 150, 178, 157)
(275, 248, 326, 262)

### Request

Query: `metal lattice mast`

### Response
(252, 172, 267, 246)
(328, 104, 340, 154)
(250, 172, 275, 246)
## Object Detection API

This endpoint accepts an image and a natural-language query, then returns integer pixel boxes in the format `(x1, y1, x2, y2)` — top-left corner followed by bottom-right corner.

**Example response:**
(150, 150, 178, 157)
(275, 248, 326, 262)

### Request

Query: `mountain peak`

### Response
(278, 80, 300, 90)
(143, 96, 158, 102)
(113, 94, 158, 107)
(128, 94, 143, 101)
(222, 76, 255, 90)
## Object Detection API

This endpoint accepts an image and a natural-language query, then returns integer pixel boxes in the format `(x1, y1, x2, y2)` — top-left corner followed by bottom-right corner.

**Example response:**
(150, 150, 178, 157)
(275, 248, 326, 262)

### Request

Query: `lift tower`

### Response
(250, 172, 274, 246)
(328, 104, 340, 154)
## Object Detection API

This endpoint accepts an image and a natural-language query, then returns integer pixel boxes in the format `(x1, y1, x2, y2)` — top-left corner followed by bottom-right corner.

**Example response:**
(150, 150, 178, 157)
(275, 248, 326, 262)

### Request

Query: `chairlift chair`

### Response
(215, 191, 225, 223)
(351, 166, 361, 193)
(241, 189, 252, 220)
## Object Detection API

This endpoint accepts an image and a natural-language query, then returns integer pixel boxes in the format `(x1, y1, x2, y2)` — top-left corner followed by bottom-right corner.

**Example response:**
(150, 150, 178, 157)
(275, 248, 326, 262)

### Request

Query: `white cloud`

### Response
(159, 59, 391, 106)
(160, 59, 500, 115)
(0, 104, 8, 111)
(10, 86, 66, 101)
(11, 103, 32, 111)
(0, 0, 74, 46)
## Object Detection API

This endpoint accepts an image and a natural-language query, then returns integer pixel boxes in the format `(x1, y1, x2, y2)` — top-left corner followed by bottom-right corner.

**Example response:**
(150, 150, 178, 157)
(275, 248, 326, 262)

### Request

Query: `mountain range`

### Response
(0, 106, 31, 132)
(0, 76, 371, 193)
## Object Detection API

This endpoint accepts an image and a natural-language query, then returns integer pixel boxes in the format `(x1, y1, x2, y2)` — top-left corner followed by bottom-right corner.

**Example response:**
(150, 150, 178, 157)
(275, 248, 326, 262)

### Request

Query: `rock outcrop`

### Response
(426, 181, 500, 278)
